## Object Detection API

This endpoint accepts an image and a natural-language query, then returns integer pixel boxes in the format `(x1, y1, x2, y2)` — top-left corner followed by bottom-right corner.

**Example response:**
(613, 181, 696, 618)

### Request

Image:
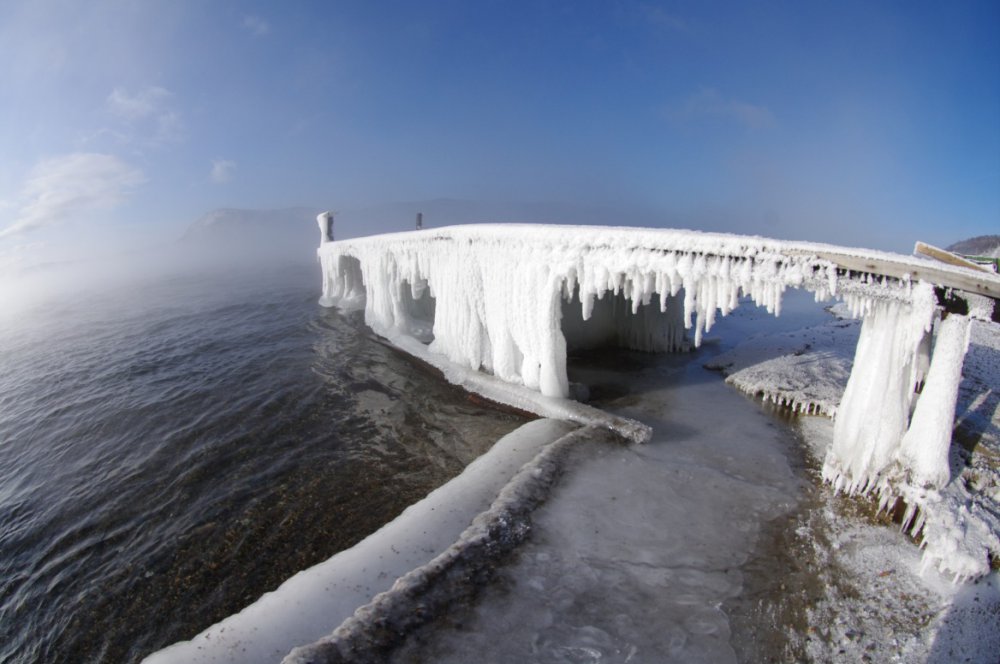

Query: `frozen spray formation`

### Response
(318, 222, 1000, 580)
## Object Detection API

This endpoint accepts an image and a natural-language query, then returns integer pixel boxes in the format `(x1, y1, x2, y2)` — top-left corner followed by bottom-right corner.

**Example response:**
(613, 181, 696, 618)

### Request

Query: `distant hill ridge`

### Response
(178, 200, 669, 244)
(946, 235, 1000, 258)
(179, 207, 1000, 259)
(180, 207, 321, 241)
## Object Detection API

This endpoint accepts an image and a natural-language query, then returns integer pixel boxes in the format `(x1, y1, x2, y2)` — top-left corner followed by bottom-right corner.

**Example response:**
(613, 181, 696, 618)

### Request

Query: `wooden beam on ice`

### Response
(783, 247, 1000, 302)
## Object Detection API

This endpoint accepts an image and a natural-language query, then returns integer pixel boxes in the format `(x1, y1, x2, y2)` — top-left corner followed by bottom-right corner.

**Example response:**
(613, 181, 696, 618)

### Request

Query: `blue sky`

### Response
(0, 0, 997, 274)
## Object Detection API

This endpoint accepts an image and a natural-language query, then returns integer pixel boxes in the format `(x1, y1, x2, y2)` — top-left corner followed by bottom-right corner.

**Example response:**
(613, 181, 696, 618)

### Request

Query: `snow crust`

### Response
(705, 311, 859, 416)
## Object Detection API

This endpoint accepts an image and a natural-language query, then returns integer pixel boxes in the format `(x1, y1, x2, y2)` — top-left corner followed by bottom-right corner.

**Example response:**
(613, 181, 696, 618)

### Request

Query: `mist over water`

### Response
(0, 257, 526, 663)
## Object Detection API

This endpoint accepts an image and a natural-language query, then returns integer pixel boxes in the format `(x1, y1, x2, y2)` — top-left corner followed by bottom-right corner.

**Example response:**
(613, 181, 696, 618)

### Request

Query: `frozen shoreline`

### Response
(146, 290, 1000, 662)
(144, 419, 578, 664)
(709, 305, 1000, 661)
(709, 305, 1000, 580)
(383, 295, 1000, 663)
(788, 416, 1000, 663)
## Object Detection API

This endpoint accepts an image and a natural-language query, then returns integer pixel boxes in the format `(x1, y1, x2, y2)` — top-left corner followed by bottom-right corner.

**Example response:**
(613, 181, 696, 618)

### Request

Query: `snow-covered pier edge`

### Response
(317, 221, 1000, 580)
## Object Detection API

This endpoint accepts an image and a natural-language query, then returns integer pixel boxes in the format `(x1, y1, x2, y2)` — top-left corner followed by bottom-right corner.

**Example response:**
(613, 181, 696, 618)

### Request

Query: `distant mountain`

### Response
(179, 207, 324, 263)
(178, 200, 671, 251)
(330, 198, 669, 239)
(181, 207, 322, 244)
(946, 235, 1000, 258)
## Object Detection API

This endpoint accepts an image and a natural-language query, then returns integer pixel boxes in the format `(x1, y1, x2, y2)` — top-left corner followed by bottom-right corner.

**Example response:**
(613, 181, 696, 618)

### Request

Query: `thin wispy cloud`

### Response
(105, 86, 183, 147)
(639, 4, 687, 32)
(107, 86, 170, 120)
(211, 159, 236, 183)
(152, 110, 183, 144)
(667, 88, 775, 129)
(0, 153, 144, 239)
(242, 15, 270, 37)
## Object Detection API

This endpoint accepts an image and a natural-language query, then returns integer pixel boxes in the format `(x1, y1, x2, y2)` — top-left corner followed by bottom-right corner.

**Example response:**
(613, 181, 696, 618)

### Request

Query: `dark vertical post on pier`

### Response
(416, 212, 423, 230)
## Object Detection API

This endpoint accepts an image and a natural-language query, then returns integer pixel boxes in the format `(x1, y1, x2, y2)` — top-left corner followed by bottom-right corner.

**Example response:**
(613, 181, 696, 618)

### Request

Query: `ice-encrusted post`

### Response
(317, 211, 335, 243)
(822, 284, 937, 494)
(896, 314, 972, 489)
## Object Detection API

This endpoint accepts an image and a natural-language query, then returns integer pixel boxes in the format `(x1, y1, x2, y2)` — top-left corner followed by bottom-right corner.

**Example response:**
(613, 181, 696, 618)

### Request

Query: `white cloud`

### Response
(107, 86, 171, 120)
(242, 15, 270, 37)
(639, 4, 687, 32)
(211, 159, 236, 183)
(667, 88, 775, 130)
(0, 153, 144, 239)
(105, 86, 182, 146)
(152, 110, 183, 145)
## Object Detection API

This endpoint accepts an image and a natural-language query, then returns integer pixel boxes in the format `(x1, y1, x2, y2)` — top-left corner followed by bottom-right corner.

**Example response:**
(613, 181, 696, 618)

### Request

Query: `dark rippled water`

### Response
(0, 261, 526, 663)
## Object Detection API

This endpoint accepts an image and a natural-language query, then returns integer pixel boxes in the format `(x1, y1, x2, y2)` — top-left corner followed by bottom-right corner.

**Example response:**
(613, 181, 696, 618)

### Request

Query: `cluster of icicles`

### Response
(732, 383, 837, 417)
(318, 225, 851, 401)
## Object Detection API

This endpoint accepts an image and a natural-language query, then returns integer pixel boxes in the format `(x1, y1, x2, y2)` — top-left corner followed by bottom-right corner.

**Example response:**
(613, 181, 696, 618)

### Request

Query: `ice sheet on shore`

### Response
(143, 418, 577, 664)
(384, 346, 805, 663)
(705, 311, 860, 416)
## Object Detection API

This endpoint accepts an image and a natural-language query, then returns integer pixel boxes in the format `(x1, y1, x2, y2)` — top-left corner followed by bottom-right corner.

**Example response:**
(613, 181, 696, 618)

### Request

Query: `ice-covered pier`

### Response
(317, 222, 998, 521)
(143, 222, 999, 664)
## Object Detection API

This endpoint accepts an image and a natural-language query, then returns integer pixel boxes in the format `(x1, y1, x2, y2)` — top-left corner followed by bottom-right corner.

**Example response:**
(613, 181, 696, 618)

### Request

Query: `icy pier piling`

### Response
(318, 222, 999, 575)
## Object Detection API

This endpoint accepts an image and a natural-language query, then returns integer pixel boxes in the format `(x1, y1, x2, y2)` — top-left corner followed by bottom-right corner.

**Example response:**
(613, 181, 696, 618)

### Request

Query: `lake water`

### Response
(0, 261, 527, 663)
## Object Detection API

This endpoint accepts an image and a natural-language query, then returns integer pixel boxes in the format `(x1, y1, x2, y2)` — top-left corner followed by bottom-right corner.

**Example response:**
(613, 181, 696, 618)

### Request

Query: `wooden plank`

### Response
(914, 241, 993, 273)
(783, 248, 1000, 302)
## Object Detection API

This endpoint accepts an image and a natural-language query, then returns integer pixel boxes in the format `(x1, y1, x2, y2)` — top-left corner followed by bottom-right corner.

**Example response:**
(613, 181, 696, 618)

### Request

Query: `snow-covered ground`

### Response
(789, 417, 1000, 663)
(708, 300, 1000, 662)
(709, 299, 1000, 579)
